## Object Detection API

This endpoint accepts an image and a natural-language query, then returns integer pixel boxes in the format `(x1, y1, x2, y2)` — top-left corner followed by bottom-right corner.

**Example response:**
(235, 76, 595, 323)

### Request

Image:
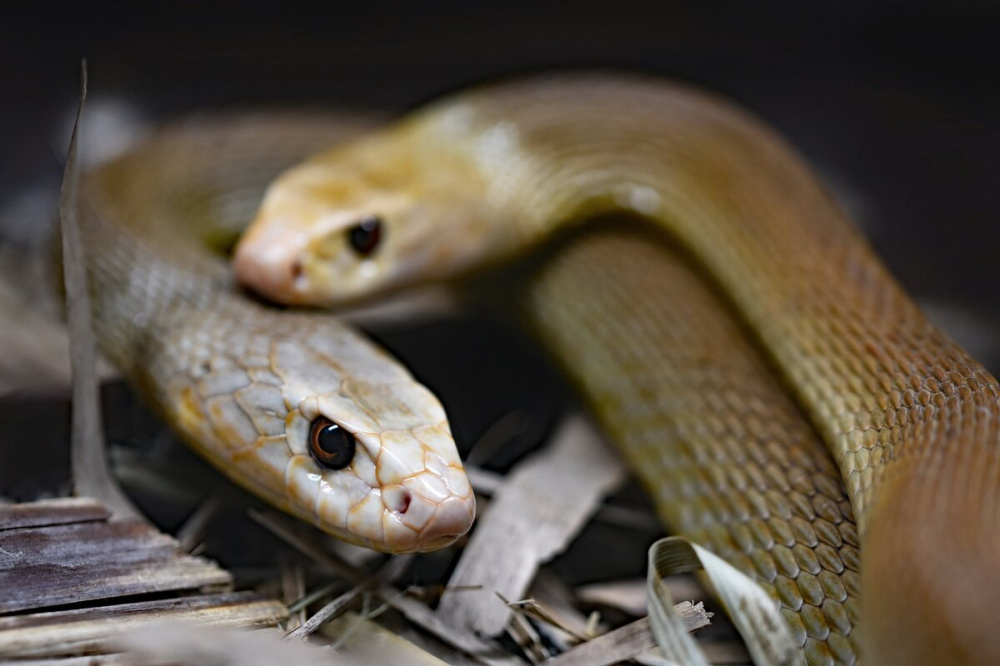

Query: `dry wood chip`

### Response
(466, 468, 659, 533)
(0, 498, 110, 531)
(529, 571, 603, 644)
(0, 518, 230, 614)
(118, 623, 330, 666)
(0, 592, 286, 659)
(697, 640, 754, 665)
(436, 415, 627, 637)
(543, 604, 711, 666)
(504, 605, 551, 664)
(465, 465, 504, 496)
(279, 558, 307, 632)
(576, 579, 651, 617)
(0, 655, 134, 666)
(285, 586, 363, 639)
(389, 595, 521, 666)
(576, 577, 707, 617)
(542, 617, 658, 666)
(318, 611, 452, 665)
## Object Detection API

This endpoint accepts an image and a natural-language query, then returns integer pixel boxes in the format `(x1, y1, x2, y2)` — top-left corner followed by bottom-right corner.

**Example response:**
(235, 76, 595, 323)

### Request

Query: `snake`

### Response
(232, 74, 1000, 665)
(77, 111, 475, 554)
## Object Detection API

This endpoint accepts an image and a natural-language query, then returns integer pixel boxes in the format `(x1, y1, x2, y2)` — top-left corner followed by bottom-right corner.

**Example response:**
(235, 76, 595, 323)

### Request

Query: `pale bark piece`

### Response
(576, 577, 706, 618)
(0, 593, 287, 659)
(0, 654, 135, 665)
(119, 623, 332, 666)
(385, 594, 521, 666)
(286, 587, 363, 639)
(436, 415, 627, 636)
(529, 571, 604, 646)
(319, 612, 454, 666)
(543, 617, 655, 666)
(0, 498, 288, 662)
(576, 579, 650, 617)
(0, 518, 230, 614)
(0, 498, 110, 531)
(543, 601, 712, 666)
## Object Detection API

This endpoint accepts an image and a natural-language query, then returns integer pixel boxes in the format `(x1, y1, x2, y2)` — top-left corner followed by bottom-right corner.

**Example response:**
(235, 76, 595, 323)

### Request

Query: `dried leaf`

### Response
(646, 538, 802, 666)
(437, 415, 627, 636)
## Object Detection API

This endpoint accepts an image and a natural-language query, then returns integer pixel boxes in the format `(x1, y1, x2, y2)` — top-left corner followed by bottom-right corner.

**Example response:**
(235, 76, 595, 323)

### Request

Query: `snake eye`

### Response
(308, 417, 356, 470)
(347, 214, 383, 256)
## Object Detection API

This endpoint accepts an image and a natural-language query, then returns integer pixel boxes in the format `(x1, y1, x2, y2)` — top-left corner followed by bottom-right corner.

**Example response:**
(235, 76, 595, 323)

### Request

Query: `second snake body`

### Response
(236, 74, 1000, 665)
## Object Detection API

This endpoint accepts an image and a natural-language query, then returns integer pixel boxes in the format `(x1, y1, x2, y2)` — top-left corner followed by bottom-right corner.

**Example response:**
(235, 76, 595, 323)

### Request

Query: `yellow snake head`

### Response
(233, 121, 506, 306)
(162, 308, 475, 554)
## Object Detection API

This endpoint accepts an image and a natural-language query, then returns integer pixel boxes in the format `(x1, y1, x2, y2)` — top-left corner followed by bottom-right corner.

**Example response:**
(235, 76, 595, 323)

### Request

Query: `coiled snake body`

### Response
(233, 75, 1000, 665)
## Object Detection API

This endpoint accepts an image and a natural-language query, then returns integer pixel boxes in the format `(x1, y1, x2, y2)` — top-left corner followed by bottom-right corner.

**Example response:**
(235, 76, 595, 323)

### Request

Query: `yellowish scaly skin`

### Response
(79, 113, 475, 554)
(530, 226, 863, 664)
(237, 75, 1000, 665)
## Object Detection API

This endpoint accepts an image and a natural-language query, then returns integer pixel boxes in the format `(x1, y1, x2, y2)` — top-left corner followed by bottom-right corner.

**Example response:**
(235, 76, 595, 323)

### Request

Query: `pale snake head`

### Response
(160, 305, 475, 554)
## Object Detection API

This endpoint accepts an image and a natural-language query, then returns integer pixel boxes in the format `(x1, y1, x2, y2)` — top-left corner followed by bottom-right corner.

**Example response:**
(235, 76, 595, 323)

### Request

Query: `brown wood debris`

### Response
(0, 498, 287, 661)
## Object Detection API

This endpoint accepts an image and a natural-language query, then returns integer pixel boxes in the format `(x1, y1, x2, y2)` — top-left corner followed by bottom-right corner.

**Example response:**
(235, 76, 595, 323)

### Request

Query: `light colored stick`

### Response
(58, 61, 142, 522)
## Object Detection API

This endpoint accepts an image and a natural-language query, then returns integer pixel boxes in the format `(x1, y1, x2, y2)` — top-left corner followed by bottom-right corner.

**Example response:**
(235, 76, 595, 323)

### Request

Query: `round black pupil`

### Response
(348, 215, 382, 255)
(313, 422, 355, 469)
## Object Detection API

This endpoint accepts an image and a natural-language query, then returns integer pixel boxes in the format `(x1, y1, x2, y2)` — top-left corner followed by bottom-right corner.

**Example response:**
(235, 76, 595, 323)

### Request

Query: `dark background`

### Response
(1, 1, 999, 497)
(2, 1, 999, 307)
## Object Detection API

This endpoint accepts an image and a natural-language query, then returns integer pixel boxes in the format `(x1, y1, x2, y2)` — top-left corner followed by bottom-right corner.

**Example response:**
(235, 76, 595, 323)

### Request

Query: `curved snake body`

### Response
(237, 75, 1000, 665)
(526, 225, 861, 663)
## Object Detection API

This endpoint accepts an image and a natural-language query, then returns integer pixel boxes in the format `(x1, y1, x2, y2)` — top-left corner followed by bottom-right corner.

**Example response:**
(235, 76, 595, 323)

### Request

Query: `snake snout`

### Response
(233, 223, 305, 303)
(382, 471, 476, 551)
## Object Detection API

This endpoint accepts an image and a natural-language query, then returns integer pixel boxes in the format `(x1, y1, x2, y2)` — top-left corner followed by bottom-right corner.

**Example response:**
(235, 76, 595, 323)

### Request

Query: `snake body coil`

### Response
(526, 225, 861, 663)
(237, 74, 1000, 665)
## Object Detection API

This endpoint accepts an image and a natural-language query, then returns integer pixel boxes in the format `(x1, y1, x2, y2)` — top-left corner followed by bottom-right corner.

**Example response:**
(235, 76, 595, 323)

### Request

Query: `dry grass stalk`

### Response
(248, 509, 519, 665)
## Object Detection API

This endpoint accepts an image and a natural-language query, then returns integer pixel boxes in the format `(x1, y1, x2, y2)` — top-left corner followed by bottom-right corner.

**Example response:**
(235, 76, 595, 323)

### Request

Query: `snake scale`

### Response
(230, 74, 1000, 665)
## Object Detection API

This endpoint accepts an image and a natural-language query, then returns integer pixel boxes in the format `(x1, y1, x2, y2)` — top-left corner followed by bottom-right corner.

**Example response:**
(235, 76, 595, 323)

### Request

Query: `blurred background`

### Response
(0, 0, 998, 555)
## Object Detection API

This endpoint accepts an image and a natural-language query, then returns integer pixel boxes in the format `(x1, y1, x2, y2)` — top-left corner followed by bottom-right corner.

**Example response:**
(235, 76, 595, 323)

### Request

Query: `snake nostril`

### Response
(397, 491, 412, 515)
(384, 487, 412, 515)
(291, 259, 304, 284)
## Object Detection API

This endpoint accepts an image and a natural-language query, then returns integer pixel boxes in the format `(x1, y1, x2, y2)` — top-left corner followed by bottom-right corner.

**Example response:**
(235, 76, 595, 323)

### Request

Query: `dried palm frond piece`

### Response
(646, 538, 803, 666)
(0, 498, 286, 661)
(436, 415, 627, 637)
